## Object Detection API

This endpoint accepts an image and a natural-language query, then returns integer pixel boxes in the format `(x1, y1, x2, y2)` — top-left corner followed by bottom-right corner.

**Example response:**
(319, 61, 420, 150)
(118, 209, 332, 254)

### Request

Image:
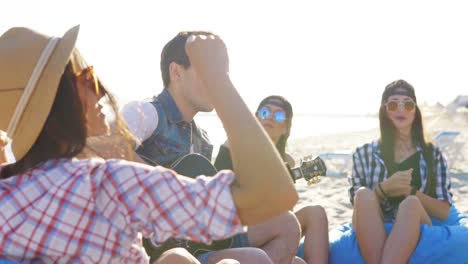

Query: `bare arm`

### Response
(413, 148, 451, 221)
(186, 35, 298, 225)
(417, 147, 452, 221)
(380, 168, 450, 220)
(415, 191, 450, 221)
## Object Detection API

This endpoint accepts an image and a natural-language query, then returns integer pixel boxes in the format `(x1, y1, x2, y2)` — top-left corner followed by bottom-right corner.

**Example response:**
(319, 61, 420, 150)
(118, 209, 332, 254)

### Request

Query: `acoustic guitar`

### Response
(143, 153, 234, 260)
(143, 153, 327, 260)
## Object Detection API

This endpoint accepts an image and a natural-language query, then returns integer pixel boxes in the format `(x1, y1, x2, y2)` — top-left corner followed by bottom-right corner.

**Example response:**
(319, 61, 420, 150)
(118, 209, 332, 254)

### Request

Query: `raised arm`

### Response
(185, 34, 298, 225)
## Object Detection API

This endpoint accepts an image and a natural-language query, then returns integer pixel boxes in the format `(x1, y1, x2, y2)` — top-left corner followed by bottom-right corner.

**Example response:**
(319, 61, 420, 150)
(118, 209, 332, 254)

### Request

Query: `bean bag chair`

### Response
(297, 206, 468, 264)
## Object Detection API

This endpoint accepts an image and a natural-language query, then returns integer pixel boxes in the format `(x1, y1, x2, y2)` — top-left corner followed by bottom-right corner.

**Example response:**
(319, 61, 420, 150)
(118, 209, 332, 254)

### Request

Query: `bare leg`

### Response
(352, 188, 386, 264)
(215, 260, 240, 264)
(155, 247, 200, 264)
(247, 211, 301, 264)
(295, 205, 328, 264)
(381, 196, 430, 264)
(205, 247, 272, 264)
(291, 256, 307, 264)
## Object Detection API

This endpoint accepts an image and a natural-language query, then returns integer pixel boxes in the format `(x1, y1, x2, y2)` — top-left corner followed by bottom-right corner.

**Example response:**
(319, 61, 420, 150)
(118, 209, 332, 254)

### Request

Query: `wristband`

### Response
(378, 183, 389, 199)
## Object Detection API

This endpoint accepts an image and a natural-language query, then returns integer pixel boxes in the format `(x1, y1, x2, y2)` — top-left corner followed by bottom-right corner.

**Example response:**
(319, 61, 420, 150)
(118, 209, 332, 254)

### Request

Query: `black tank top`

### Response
(388, 151, 422, 204)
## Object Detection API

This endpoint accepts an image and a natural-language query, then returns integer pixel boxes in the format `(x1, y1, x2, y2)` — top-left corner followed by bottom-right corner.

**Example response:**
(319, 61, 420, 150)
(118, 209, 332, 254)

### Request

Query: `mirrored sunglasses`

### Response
(385, 100, 416, 112)
(257, 106, 287, 123)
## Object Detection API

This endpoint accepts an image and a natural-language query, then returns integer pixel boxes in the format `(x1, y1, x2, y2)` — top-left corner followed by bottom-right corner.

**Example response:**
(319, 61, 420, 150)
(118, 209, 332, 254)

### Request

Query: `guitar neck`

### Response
(290, 167, 304, 180)
(286, 157, 326, 184)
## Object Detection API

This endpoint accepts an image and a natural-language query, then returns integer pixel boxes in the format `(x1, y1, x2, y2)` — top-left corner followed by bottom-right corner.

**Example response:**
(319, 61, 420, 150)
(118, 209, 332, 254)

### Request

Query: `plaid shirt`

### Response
(0, 158, 242, 263)
(348, 141, 453, 220)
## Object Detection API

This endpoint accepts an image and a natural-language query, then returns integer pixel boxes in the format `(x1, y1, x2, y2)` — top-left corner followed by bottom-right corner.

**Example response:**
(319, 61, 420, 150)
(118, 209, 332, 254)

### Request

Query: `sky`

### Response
(2, 0, 468, 115)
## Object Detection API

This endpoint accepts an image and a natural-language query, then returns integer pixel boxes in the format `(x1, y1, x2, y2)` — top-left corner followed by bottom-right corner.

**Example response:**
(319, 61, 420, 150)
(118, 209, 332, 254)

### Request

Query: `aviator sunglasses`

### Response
(74, 66, 102, 97)
(257, 106, 287, 123)
(385, 100, 416, 112)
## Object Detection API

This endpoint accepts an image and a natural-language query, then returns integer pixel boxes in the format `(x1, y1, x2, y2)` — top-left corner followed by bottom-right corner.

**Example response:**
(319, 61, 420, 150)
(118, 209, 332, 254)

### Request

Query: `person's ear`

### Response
(169, 62, 183, 84)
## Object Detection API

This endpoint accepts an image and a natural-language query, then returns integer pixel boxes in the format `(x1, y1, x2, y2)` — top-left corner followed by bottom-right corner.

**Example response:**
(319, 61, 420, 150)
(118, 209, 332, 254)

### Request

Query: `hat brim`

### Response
(10, 26, 79, 160)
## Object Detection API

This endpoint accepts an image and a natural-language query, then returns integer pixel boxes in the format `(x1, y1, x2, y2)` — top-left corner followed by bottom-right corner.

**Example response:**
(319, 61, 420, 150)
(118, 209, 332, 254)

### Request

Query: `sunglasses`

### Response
(385, 100, 416, 112)
(74, 66, 102, 97)
(257, 106, 287, 123)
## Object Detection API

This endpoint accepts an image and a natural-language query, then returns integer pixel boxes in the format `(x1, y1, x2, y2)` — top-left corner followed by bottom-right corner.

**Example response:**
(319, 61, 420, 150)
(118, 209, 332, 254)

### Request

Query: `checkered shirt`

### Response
(348, 141, 453, 221)
(0, 158, 242, 263)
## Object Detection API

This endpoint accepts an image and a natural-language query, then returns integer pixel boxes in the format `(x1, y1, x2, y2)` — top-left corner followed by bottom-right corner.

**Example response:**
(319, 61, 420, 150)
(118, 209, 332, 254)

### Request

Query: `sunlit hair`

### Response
(378, 80, 436, 196)
(1, 51, 135, 179)
(256, 95, 293, 160)
(160, 31, 213, 88)
(71, 49, 137, 158)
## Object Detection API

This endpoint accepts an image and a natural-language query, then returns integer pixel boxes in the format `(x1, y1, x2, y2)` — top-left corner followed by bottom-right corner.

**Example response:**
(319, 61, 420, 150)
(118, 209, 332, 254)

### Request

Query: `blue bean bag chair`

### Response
(297, 206, 468, 264)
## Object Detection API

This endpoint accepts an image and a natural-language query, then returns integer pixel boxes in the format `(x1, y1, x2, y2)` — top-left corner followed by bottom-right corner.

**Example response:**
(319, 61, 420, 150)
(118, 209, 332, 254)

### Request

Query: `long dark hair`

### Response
(1, 58, 135, 178)
(379, 80, 436, 196)
(1, 63, 87, 178)
(256, 95, 293, 160)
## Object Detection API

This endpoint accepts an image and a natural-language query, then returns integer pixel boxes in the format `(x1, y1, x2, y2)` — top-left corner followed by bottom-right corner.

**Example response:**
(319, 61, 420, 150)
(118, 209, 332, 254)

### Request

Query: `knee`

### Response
(399, 195, 422, 212)
(298, 205, 328, 227)
(215, 260, 240, 264)
(241, 248, 272, 264)
(209, 248, 271, 264)
(155, 248, 197, 264)
(276, 211, 301, 239)
(292, 256, 308, 264)
(302, 205, 327, 220)
(353, 187, 376, 206)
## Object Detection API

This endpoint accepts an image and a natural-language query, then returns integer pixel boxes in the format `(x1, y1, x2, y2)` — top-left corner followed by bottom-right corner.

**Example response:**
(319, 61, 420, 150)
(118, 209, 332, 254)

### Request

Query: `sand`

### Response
(290, 110, 468, 228)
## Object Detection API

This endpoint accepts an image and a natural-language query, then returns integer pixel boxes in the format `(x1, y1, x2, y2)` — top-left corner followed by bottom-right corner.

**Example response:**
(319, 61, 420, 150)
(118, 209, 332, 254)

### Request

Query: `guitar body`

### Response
(171, 153, 218, 177)
(144, 153, 327, 261)
(144, 153, 235, 261)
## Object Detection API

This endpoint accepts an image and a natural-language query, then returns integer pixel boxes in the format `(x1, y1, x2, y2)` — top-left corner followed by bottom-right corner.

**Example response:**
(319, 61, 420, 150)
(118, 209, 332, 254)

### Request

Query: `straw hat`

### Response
(0, 25, 79, 160)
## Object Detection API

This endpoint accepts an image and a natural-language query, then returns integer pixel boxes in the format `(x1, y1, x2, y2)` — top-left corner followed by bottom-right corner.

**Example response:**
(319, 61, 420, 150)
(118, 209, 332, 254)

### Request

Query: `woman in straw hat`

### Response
(0, 26, 298, 263)
(0, 49, 246, 264)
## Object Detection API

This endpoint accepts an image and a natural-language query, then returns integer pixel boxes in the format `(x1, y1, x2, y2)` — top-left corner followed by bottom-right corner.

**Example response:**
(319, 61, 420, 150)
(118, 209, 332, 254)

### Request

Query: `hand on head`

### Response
(185, 33, 229, 85)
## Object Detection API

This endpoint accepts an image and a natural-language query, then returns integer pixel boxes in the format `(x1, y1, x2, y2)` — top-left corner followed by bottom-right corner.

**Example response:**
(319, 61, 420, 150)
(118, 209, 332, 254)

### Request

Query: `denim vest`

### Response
(136, 89, 213, 167)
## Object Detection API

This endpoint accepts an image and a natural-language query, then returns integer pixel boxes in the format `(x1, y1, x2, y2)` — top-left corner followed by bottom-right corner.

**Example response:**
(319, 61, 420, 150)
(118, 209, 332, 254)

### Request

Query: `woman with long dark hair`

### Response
(349, 79, 452, 264)
(215, 95, 329, 264)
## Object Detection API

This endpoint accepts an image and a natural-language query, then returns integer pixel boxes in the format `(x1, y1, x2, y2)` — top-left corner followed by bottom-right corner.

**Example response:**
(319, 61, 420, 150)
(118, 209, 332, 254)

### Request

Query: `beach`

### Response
(290, 109, 468, 228)
(293, 172, 468, 229)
